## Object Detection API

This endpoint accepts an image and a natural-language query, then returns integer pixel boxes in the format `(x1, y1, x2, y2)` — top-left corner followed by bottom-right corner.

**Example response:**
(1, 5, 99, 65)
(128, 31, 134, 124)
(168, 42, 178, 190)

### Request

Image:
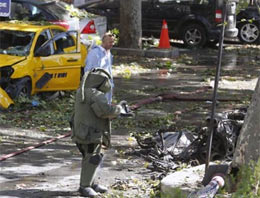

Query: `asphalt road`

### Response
(0, 127, 149, 198)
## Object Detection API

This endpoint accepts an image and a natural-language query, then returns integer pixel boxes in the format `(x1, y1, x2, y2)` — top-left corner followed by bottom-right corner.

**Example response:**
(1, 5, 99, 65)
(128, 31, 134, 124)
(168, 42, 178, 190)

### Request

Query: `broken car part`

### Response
(0, 22, 87, 109)
(133, 108, 245, 175)
(0, 87, 14, 109)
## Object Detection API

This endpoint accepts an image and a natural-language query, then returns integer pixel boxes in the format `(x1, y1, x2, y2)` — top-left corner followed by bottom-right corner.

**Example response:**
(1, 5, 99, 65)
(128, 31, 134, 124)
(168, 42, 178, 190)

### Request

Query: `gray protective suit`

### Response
(72, 68, 121, 188)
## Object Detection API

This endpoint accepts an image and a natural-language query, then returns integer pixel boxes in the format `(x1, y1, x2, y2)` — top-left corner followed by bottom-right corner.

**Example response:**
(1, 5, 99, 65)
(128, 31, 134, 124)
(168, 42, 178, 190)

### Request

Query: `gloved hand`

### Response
(119, 100, 127, 107)
(118, 100, 135, 118)
(119, 100, 129, 112)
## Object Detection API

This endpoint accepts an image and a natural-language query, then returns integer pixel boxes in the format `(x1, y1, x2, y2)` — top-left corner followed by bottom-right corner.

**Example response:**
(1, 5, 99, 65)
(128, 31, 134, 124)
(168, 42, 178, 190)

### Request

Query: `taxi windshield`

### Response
(0, 30, 35, 56)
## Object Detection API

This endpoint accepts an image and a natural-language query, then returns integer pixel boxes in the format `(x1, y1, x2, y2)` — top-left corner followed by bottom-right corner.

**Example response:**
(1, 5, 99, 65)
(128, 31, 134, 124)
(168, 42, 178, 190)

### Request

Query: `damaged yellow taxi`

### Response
(0, 21, 87, 109)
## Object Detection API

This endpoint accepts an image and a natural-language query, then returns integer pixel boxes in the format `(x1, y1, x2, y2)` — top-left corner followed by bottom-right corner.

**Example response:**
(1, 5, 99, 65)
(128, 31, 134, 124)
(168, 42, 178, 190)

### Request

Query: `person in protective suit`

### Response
(71, 68, 133, 197)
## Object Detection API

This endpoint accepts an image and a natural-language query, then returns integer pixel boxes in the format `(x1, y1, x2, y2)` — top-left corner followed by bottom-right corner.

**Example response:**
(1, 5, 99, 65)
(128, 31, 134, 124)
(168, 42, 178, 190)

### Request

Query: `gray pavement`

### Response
(0, 127, 150, 198)
(112, 47, 181, 58)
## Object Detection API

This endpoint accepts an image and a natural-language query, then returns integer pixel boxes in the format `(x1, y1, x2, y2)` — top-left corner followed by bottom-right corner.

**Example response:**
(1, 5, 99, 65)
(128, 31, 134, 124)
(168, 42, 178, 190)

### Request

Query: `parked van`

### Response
(83, 0, 226, 48)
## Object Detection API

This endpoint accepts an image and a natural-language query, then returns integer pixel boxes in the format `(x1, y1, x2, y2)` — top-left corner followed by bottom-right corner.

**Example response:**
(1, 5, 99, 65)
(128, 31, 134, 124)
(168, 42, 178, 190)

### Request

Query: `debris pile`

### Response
(131, 107, 247, 175)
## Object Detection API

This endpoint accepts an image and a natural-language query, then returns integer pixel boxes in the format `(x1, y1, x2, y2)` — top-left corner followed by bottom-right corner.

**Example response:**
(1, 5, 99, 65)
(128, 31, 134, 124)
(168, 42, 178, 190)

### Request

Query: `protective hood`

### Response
(81, 68, 111, 102)
(0, 54, 26, 67)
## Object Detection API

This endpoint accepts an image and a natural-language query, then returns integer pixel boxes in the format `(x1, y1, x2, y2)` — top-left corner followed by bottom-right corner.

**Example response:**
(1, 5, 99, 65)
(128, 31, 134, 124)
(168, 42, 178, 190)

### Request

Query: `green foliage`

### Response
(110, 28, 120, 45)
(110, 28, 120, 37)
(64, 4, 96, 19)
(1, 92, 75, 132)
(231, 159, 260, 198)
(155, 60, 177, 70)
(142, 37, 160, 49)
(236, 0, 249, 14)
(176, 54, 198, 65)
(149, 179, 161, 198)
(160, 187, 187, 198)
(100, 191, 125, 198)
(136, 113, 175, 130)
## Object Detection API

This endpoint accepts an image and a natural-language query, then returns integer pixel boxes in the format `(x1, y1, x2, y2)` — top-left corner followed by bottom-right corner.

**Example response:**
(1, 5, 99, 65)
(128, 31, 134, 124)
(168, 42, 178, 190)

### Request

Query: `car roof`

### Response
(78, 0, 106, 9)
(0, 21, 66, 32)
(11, 0, 56, 6)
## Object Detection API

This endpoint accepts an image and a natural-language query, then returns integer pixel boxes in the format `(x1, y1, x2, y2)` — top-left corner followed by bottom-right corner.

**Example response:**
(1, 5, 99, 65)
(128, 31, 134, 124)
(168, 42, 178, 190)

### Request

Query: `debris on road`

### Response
(130, 107, 247, 177)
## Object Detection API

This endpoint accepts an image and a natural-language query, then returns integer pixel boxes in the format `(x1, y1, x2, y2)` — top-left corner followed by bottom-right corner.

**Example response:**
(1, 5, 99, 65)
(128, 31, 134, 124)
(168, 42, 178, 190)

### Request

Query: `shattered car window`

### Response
(0, 30, 35, 56)
(10, 2, 47, 21)
(51, 29, 77, 54)
(41, 2, 68, 19)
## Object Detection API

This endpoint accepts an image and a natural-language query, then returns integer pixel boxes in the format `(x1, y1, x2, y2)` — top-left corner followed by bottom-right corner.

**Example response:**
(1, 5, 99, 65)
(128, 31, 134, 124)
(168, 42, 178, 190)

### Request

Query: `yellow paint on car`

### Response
(0, 21, 87, 109)
(0, 88, 14, 109)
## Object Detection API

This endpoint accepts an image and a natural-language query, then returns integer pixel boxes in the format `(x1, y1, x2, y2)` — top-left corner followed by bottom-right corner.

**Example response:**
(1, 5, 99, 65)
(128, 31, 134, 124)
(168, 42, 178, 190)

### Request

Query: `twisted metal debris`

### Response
(132, 107, 247, 174)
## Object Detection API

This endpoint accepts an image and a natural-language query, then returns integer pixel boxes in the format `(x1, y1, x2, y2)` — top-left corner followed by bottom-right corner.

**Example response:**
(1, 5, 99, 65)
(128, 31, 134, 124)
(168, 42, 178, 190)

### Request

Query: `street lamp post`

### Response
(204, 0, 239, 184)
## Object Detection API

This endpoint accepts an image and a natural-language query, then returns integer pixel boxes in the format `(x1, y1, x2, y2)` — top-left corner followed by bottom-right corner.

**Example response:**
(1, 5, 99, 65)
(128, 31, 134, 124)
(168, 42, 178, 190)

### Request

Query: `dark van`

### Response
(82, 0, 226, 48)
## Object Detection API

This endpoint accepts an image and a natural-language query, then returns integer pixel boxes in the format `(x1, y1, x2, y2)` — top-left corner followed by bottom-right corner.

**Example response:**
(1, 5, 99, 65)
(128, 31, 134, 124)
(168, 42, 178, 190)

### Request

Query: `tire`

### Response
(182, 24, 207, 48)
(238, 22, 260, 44)
(15, 78, 32, 99)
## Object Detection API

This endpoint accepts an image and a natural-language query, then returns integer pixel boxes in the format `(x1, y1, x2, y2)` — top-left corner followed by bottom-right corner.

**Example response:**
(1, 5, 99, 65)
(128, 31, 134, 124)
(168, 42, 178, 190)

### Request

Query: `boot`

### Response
(79, 187, 98, 198)
(92, 184, 108, 193)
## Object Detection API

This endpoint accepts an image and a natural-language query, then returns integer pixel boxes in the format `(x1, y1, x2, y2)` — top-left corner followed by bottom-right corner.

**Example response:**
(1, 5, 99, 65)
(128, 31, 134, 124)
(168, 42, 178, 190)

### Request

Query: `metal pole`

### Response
(205, 4, 227, 172)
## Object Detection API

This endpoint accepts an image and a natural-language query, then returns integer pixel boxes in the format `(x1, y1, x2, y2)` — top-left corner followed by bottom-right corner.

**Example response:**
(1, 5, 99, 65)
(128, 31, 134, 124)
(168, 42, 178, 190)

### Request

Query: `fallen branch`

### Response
(130, 86, 240, 110)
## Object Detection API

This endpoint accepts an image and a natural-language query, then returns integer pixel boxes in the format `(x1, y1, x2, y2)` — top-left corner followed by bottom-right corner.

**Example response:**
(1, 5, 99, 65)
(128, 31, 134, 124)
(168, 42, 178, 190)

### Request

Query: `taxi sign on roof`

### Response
(0, 0, 11, 17)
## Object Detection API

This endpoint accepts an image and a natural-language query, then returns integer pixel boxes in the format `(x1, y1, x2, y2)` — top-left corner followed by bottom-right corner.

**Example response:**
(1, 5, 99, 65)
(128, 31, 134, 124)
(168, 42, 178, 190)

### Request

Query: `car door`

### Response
(189, 0, 215, 25)
(33, 29, 82, 92)
(142, 0, 191, 37)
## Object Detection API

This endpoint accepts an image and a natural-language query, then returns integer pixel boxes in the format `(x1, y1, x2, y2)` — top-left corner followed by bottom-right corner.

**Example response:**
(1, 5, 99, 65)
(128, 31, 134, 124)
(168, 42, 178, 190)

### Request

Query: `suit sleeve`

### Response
(90, 90, 121, 119)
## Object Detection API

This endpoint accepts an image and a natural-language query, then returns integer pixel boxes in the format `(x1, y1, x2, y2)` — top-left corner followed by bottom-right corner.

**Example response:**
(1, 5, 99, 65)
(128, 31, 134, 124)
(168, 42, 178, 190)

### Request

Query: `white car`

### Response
(1, 0, 107, 48)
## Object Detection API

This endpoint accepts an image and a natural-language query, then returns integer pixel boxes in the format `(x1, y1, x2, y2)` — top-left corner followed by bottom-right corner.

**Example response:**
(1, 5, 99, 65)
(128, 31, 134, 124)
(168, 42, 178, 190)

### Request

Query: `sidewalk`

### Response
(112, 47, 180, 58)
(0, 127, 150, 198)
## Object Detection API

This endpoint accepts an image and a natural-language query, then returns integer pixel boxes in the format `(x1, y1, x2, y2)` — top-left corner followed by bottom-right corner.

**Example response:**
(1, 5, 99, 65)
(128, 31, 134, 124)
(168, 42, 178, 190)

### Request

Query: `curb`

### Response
(112, 47, 180, 58)
(161, 164, 205, 198)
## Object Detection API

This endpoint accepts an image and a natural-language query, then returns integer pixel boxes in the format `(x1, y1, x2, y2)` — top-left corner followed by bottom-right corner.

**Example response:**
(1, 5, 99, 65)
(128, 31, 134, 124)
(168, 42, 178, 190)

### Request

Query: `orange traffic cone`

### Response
(158, 19, 171, 49)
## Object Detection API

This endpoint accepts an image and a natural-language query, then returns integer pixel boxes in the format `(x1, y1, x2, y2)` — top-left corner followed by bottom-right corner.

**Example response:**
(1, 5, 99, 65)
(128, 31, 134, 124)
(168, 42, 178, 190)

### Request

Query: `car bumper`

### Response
(0, 87, 14, 109)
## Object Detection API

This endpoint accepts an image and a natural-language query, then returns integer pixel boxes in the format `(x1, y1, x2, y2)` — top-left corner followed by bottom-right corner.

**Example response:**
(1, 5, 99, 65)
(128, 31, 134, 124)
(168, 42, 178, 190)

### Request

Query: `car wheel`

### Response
(238, 22, 260, 44)
(182, 24, 207, 48)
(15, 78, 32, 98)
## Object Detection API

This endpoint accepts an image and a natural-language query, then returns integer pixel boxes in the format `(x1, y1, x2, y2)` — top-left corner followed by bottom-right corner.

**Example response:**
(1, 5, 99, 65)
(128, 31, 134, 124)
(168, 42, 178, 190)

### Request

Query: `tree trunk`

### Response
(232, 77, 260, 167)
(119, 0, 142, 49)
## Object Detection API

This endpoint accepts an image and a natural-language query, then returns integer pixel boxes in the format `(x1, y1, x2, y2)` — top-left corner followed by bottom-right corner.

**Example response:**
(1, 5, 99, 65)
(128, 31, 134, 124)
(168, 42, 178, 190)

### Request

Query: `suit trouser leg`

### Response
(76, 143, 102, 187)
